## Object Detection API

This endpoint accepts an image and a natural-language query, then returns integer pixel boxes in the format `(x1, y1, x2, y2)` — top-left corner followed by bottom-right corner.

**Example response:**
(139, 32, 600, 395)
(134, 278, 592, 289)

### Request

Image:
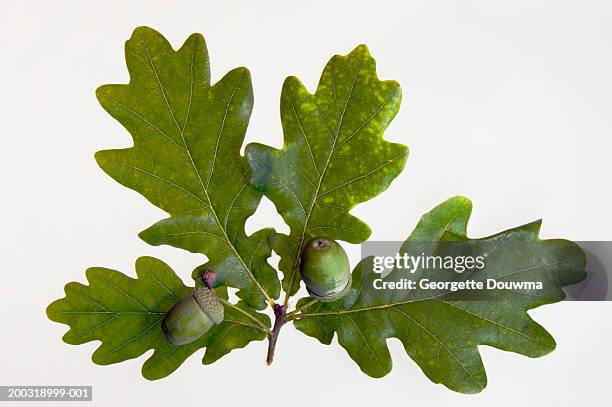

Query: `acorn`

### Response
(300, 237, 352, 302)
(162, 271, 224, 346)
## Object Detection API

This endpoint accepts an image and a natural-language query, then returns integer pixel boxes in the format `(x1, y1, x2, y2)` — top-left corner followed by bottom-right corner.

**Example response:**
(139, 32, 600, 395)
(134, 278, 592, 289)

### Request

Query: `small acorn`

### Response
(300, 237, 351, 302)
(162, 270, 224, 346)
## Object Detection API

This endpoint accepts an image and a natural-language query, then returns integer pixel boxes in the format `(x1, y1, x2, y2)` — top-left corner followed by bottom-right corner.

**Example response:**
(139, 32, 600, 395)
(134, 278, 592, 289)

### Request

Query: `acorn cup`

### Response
(161, 271, 224, 346)
(300, 237, 352, 302)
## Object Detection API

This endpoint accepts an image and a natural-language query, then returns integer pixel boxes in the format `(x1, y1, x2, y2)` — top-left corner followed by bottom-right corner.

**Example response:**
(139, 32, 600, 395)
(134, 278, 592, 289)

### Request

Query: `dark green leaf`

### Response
(47, 257, 270, 380)
(246, 45, 408, 296)
(95, 26, 279, 309)
(294, 196, 586, 393)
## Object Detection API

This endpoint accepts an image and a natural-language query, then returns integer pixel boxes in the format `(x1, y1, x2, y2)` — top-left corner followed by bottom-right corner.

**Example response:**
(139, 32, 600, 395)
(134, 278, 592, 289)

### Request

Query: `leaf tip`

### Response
(129, 26, 160, 41)
(45, 299, 60, 321)
(352, 43, 371, 57)
(283, 75, 305, 92)
(201, 352, 217, 366)
(185, 32, 205, 45)
(141, 361, 168, 381)
(432, 195, 473, 218)
(94, 85, 106, 102)
(450, 195, 472, 206)
(134, 255, 163, 272)
(530, 219, 544, 235)
(137, 227, 158, 247)
(93, 149, 105, 165)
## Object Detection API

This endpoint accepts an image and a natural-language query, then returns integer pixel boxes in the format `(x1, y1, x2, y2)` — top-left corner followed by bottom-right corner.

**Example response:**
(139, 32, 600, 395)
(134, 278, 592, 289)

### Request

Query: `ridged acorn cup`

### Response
(162, 287, 224, 346)
(300, 237, 352, 302)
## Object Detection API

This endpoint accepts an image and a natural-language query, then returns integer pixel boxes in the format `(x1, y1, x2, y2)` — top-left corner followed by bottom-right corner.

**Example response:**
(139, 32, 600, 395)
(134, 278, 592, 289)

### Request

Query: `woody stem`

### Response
(266, 303, 287, 365)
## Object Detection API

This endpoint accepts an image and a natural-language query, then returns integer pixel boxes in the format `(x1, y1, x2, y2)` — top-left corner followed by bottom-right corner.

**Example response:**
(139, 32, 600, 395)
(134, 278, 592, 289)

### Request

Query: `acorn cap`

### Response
(306, 273, 352, 303)
(193, 287, 224, 324)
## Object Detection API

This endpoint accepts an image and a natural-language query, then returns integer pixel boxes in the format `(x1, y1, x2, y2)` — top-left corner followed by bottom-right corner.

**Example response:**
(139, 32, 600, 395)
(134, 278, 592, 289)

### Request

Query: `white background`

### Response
(1, 0, 611, 405)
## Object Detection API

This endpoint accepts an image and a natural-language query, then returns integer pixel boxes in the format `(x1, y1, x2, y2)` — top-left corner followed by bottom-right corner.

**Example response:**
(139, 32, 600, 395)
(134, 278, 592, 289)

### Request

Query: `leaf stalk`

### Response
(218, 297, 272, 335)
(285, 298, 318, 320)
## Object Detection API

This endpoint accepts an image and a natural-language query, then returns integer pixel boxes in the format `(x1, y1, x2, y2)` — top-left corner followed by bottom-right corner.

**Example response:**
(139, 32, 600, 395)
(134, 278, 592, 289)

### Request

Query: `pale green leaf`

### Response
(246, 45, 408, 296)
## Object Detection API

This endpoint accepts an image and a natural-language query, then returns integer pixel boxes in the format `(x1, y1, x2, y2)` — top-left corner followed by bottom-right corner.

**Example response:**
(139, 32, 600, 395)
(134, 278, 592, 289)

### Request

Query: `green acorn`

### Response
(162, 271, 224, 346)
(300, 237, 352, 302)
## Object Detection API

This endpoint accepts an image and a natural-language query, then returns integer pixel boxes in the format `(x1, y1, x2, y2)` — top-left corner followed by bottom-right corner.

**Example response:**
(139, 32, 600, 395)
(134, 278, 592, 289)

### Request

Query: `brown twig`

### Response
(266, 303, 287, 365)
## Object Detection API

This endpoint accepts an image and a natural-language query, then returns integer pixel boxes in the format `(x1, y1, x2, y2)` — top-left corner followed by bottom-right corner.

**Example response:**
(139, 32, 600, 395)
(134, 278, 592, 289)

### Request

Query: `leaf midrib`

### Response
(297, 294, 551, 345)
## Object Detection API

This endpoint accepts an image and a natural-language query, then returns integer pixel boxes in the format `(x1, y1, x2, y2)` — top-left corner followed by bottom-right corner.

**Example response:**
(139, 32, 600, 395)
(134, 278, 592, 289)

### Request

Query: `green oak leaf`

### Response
(246, 45, 408, 296)
(293, 196, 586, 394)
(47, 257, 270, 380)
(95, 26, 278, 310)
